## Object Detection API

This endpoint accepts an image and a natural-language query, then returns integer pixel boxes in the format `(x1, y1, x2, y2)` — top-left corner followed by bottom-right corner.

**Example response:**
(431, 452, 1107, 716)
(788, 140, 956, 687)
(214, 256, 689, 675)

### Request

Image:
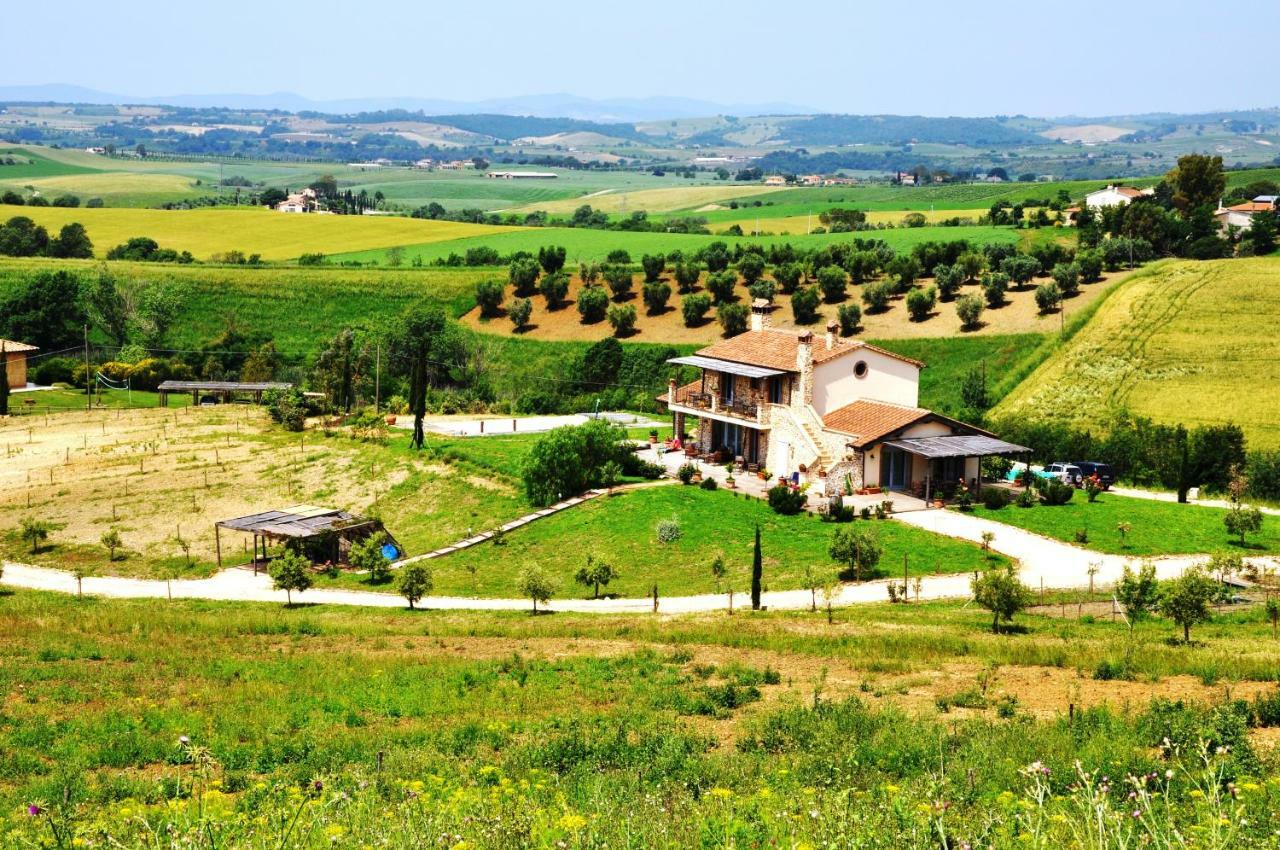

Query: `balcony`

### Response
(670, 385, 760, 422)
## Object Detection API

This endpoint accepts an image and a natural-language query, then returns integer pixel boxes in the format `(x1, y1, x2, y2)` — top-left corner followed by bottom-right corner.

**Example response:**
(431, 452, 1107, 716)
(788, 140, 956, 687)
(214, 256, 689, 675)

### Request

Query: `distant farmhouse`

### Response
(275, 187, 319, 213)
(1215, 196, 1279, 231)
(1085, 184, 1151, 208)
(763, 175, 787, 186)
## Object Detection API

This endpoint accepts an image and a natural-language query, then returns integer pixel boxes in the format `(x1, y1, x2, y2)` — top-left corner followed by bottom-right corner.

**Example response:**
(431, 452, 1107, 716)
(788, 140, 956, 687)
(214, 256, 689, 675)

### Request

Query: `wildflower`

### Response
(178, 735, 190, 746)
(1189, 789, 1205, 798)
(1165, 770, 1174, 780)
(556, 813, 587, 831)
(708, 787, 733, 799)
(27, 805, 40, 816)
(883, 784, 901, 795)
(313, 780, 324, 793)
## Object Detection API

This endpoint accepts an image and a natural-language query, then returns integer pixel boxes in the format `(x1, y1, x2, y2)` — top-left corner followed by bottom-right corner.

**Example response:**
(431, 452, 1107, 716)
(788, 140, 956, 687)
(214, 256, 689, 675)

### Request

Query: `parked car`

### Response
(1072, 461, 1115, 489)
(1045, 463, 1083, 485)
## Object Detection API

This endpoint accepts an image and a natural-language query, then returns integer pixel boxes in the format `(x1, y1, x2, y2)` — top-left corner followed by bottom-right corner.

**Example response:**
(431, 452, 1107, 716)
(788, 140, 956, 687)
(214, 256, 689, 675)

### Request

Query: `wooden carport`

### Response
(213, 504, 401, 570)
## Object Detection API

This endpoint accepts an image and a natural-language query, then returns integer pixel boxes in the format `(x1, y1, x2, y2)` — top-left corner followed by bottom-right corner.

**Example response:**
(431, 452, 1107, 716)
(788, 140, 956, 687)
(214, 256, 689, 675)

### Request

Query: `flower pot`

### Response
(933, 499, 944, 508)
(384, 415, 397, 425)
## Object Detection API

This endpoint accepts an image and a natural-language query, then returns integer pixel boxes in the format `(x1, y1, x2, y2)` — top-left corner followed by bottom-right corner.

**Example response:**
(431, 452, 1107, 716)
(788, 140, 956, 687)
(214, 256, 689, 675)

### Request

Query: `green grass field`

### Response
(967, 491, 1279, 555)
(331, 223, 1020, 266)
(1, 591, 1278, 847)
(991, 257, 1280, 448)
(326, 483, 1008, 598)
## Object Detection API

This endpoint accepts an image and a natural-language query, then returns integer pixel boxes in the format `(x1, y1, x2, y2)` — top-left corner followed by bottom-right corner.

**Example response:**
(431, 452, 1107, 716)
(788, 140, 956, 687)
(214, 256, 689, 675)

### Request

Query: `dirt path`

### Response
(1111, 486, 1280, 517)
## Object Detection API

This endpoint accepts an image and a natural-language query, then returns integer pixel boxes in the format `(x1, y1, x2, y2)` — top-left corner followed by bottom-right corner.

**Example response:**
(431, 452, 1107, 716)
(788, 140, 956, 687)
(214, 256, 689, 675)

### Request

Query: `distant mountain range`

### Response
(0, 84, 813, 123)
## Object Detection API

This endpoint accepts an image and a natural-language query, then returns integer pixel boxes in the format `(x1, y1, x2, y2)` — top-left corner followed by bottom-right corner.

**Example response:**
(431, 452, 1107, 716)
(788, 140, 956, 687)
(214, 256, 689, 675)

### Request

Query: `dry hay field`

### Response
(461, 266, 1135, 344)
(8, 205, 519, 261)
(0, 405, 522, 579)
(510, 184, 785, 215)
(992, 257, 1280, 448)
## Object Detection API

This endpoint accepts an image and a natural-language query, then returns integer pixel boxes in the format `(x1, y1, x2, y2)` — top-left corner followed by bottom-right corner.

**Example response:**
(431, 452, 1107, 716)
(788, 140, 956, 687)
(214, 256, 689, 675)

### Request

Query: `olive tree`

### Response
(971, 565, 1032, 634)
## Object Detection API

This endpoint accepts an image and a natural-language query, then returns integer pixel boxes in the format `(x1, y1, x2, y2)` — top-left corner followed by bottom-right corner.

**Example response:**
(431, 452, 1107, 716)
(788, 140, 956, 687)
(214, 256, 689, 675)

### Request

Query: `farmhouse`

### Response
(275, 187, 319, 213)
(1214, 196, 1278, 232)
(2, 338, 37, 389)
(1084, 184, 1149, 208)
(661, 304, 1027, 499)
(763, 175, 787, 186)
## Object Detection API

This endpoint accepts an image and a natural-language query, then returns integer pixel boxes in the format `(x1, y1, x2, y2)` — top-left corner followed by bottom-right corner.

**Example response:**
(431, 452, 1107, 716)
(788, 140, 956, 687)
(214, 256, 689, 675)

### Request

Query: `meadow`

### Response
(967, 491, 1280, 556)
(1, 591, 1279, 847)
(4, 205, 517, 261)
(331, 222, 1020, 266)
(992, 257, 1280, 449)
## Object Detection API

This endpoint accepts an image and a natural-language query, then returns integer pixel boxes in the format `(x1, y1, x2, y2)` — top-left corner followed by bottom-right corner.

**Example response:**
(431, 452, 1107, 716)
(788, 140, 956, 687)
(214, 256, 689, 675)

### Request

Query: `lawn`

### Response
(5, 205, 519, 261)
(992, 257, 1280, 448)
(507, 183, 786, 215)
(1, 591, 1278, 847)
(969, 490, 1280, 555)
(400, 484, 1008, 598)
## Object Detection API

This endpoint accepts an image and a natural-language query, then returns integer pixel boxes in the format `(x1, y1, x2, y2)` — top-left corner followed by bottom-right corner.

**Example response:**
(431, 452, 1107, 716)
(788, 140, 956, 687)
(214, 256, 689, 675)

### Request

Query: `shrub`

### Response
(349, 534, 393, 583)
(681, 293, 711, 327)
(1052, 262, 1081, 297)
(677, 463, 697, 485)
(981, 487, 1012, 509)
(641, 280, 671, 315)
(955, 293, 984, 329)
(773, 261, 804, 294)
(790, 285, 821, 324)
(905, 286, 936, 321)
(1016, 487, 1037, 508)
(640, 253, 665, 282)
(861, 280, 893, 312)
(508, 297, 533, 330)
(538, 271, 569, 309)
(971, 565, 1032, 633)
(577, 285, 609, 323)
(767, 484, 807, 515)
(934, 264, 963, 301)
(699, 477, 718, 491)
(32, 356, 78, 385)
(1093, 658, 1134, 681)
(673, 260, 700, 293)
(747, 278, 776, 303)
(706, 270, 737, 304)
(264, 388, 307, 432)
(717, 302, 748, 337)
(656, 518, 682, 543)
(509, 257, 541, 296)
(607, 304, 637, 336)
(829, 524, 883, 581)
(1036, 477, 1075, 505)
(981, 272, 1008, 308)
(837, 303, 861, 336)
(522, 419, 630, 506)
(605, 248, 631, 264)
(474, 279, 505, 317)
(816, 265, 848, 303)
(602, 264, 634, 300)
(1034, 281, 1062, 313)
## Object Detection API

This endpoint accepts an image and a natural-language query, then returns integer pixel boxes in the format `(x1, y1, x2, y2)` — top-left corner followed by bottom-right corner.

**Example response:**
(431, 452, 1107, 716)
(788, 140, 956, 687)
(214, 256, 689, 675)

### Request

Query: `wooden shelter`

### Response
(158, 380, 292, 407)
(2, 339, 38, 390)
(213, 504, 401, 569)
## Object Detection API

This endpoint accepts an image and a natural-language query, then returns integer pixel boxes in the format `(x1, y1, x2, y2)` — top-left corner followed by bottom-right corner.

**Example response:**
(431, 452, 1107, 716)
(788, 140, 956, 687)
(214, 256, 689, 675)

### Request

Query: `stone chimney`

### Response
(825, 319, 838, 350)
(750, 298, 771, 332)
(795, 330, 815, 407)
(667, 376, 677, 405)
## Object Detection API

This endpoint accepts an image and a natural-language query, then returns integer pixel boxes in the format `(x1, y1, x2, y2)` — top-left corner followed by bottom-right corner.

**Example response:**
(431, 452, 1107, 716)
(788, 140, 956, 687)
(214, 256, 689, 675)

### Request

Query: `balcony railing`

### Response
(671, 388, 759, 421)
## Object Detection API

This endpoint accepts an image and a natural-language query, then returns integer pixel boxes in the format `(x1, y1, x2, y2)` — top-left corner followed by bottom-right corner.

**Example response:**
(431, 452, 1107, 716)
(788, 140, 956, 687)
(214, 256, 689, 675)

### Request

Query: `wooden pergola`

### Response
(213, 504, 401, 570)
(158, 380, 293, 407)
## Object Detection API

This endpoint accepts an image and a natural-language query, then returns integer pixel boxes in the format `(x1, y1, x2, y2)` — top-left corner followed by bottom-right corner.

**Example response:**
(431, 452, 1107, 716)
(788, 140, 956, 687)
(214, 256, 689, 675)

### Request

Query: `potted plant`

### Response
(758, 467, 770, 481)
(384, 414, 397, 425)
(725, 475, 736, 489)
(648, 428, 659, 444)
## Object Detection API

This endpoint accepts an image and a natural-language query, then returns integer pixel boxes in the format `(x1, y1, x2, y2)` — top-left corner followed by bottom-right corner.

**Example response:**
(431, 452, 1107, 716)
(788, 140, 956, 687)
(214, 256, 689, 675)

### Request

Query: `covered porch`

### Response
(875, 435, 1031, 504)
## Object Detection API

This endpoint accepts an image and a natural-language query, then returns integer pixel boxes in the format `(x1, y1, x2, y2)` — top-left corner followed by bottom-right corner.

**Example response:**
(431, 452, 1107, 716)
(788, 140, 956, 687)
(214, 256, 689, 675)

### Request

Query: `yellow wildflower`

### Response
(708, 787, 733, 799)
(557, 812, 588, 831)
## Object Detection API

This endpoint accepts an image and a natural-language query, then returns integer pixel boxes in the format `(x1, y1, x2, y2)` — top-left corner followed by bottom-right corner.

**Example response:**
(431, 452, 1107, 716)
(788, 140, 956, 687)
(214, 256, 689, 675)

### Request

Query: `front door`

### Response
(775, 439, 790, 477)
(883, 448, 909, 489)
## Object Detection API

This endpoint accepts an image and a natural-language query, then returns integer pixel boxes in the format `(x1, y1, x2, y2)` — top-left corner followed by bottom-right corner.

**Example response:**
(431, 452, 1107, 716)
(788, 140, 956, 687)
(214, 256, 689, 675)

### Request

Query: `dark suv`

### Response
(1072, 461, 1115, 489)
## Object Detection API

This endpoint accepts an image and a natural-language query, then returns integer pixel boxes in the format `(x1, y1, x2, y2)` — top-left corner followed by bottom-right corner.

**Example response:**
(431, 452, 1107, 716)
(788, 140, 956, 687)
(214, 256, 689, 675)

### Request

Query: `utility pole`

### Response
(374, 341, 381, 412)
(83, 323, 91, 411)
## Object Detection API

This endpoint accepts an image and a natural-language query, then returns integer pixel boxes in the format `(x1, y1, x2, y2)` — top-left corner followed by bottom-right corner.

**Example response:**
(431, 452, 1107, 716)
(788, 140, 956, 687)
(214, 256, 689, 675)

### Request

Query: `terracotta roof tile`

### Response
(694, 328, 923, 372)
(1225, 202, 1275, 213)
(822, 400, 932, 448)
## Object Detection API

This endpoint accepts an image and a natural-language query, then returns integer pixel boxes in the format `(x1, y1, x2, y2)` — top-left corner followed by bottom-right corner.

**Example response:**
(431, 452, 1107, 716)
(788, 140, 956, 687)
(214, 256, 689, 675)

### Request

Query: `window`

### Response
(853, 360, 868, 378)
(720, 372, 735, 403)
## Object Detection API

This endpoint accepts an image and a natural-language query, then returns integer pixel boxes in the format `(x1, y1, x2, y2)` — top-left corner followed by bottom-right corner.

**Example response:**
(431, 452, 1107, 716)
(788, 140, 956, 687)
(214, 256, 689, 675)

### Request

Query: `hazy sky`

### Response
(6, 0, 1275, 116)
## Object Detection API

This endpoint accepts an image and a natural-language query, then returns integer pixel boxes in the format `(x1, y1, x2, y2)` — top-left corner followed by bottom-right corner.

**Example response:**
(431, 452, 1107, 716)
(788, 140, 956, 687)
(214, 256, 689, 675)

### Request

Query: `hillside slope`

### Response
(991, 257, 1280, 448)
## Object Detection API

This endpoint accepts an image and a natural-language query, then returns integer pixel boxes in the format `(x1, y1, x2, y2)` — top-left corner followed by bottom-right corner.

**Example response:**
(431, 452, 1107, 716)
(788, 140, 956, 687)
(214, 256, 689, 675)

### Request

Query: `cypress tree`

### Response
(750, 523, 763, 610)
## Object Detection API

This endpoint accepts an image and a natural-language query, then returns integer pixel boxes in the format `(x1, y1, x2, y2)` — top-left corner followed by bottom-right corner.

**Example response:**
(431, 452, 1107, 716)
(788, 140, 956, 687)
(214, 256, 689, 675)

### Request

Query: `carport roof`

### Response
(881, 435, 1031, 459)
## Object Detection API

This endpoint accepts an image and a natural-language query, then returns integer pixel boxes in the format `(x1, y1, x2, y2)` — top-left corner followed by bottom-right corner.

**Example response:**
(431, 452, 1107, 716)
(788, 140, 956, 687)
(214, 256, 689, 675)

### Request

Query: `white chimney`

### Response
(750, 298, 771, 332)
(825, 319, 838, 350)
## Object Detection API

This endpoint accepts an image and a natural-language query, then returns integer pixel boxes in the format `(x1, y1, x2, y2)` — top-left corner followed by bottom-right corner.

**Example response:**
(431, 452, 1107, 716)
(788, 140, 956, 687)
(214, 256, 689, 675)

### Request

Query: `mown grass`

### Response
(348, 483, 1009, 598)
(969, 491, 1280, 555)
(1, 592, 1278, 847)
(993, 257, 1280, 449)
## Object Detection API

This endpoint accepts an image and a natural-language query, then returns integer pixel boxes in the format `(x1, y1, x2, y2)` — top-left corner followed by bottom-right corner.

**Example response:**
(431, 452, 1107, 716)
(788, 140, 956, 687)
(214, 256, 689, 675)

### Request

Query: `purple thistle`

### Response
(27, 804, 40, 816)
